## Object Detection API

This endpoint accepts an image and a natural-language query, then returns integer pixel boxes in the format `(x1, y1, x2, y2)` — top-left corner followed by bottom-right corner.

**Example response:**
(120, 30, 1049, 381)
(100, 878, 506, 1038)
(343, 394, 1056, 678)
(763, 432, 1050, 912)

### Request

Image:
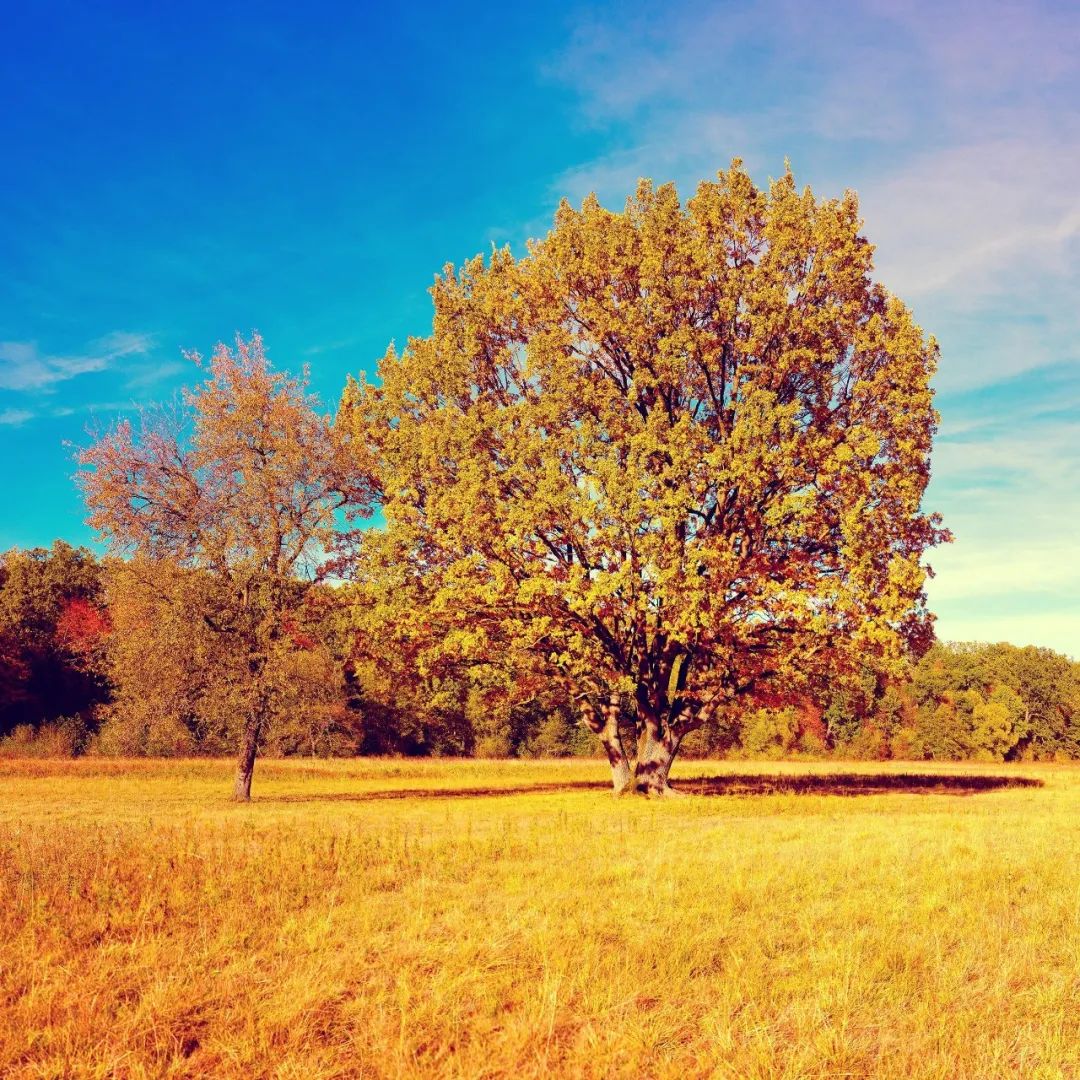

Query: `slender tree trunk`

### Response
(578, 694, 634, 794)
(232, 714, 262, 802)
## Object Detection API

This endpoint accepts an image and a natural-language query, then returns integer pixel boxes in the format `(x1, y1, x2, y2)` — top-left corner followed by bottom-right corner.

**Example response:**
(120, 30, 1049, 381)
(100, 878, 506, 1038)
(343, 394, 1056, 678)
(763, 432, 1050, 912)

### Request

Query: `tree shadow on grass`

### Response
(260, 772, 1042, 803)
(679, 773, 1044, 797)
(263, 781, 609, 803)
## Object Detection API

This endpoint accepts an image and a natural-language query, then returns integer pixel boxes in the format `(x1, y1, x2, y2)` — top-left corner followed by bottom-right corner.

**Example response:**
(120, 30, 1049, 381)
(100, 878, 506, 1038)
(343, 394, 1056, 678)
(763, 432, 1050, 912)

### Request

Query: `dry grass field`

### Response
(2, 757, 1079, 1079)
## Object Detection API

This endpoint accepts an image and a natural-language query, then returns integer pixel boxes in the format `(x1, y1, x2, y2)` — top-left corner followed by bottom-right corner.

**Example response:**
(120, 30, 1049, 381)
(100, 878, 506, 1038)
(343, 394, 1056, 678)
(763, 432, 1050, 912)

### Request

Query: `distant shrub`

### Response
(0, 715, 89, 758)
(889, 727, 922, 760)
(474, 733, 513, 759)
(796, 729, 829, 757)
(90, 710, 198, 757)
(840, 723, 890, 761)
(738, 708, 799, 759)
(520, 712, 595, 758)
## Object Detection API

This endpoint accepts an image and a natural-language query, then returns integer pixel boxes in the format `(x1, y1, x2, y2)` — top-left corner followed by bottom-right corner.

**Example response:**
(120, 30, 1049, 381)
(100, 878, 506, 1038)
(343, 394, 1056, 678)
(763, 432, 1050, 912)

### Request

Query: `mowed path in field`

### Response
(2, 758, 1078, 1079)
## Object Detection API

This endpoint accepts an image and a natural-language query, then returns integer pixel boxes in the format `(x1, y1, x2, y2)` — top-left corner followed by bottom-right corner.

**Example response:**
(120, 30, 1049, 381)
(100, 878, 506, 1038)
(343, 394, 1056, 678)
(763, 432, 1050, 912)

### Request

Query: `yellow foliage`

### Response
(340, 162, 948, 792)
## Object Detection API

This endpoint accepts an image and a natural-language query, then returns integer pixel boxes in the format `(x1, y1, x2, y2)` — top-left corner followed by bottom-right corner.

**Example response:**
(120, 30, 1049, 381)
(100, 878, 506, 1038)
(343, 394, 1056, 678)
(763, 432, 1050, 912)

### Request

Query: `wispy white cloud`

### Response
(863, 142, 1080, 300)
(0, 408, 34, 426)
(123, 359, 186, 389)
(94, 330, 157, 358)
(870, 0, 1080, 97)
(0, 340, 106, 392)
(0, 331, 156, 392)
(52, 397, 159, 419)
(302, 338, 363, 358)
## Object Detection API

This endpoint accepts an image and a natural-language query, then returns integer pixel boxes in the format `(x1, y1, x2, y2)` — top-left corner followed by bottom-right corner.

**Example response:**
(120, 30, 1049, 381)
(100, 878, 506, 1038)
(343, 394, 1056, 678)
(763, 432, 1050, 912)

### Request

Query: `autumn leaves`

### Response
(341, 163, 945, 793)
(77, 163, 946, 796)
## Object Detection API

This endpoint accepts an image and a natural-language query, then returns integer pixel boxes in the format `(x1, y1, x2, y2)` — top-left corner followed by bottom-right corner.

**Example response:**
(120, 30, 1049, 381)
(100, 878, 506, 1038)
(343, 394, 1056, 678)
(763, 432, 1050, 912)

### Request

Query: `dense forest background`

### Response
(3, 541, 1077, 763)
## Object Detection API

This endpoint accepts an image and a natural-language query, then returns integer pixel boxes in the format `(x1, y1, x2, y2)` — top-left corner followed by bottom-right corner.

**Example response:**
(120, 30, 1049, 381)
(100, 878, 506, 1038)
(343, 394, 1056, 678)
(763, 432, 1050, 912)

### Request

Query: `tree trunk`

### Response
(634, 716, 683, 797)
(232, 715, 262, 802)
(578, 694, 634, 794)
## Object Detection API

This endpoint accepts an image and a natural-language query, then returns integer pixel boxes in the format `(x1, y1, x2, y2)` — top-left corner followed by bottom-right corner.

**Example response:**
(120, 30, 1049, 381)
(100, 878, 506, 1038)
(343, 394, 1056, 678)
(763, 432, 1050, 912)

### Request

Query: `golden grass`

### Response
(2, 757, 1079, 1079)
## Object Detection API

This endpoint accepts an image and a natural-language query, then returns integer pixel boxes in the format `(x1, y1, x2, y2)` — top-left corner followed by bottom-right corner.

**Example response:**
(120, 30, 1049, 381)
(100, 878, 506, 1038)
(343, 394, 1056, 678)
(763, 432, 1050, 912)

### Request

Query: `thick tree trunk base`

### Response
(643, 782, 687, 798)
(605, 754, 634, 795)
(631, 774, 687, 798)
(232, 771, 254, 802)
(613, 779, 688, 798)
(631, 728, 683, 797)
(580, 693, 692, 798)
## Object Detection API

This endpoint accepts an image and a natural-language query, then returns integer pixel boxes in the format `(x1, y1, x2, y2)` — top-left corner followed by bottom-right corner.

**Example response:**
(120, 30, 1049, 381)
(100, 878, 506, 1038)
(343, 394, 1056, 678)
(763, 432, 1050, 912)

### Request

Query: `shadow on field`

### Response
(265, 781, 609, 803)
(680, 773, 1044, 797)
(261, 772, 1043, 803)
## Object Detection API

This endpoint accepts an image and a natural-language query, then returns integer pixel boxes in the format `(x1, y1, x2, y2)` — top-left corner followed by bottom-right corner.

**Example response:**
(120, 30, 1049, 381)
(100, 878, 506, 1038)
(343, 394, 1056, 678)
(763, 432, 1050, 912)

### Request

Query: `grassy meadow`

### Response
(2, 757, 1079, 1079)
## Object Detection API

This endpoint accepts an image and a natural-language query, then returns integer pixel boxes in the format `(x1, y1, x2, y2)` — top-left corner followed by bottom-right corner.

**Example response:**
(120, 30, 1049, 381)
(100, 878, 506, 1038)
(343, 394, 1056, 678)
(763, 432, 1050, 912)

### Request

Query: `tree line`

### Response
(1, 541, 1077, 765)
(6, 162, 1074, 794)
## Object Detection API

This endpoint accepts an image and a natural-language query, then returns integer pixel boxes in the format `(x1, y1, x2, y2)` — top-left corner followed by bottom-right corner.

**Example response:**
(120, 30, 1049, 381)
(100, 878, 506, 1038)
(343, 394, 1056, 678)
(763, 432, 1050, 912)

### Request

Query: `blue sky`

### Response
(2, 0, 1078, 656)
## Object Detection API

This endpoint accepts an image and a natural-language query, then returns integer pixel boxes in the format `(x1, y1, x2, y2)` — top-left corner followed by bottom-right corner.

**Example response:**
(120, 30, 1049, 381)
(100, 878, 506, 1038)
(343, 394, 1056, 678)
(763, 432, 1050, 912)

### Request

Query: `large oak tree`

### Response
(340, 163, 948, 794)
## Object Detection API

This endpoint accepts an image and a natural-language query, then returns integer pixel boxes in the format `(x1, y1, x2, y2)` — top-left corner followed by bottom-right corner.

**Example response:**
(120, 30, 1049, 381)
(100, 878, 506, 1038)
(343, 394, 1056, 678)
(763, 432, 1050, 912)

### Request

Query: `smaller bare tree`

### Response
(78, 334, 373, 799)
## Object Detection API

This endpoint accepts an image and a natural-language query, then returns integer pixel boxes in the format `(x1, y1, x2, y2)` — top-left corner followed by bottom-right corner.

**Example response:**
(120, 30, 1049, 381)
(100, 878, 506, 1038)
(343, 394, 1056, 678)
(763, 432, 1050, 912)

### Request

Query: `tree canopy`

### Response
(0, 541, 109, 748)
(77, 335, 374, 798)
(339, 162, 948, 794)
